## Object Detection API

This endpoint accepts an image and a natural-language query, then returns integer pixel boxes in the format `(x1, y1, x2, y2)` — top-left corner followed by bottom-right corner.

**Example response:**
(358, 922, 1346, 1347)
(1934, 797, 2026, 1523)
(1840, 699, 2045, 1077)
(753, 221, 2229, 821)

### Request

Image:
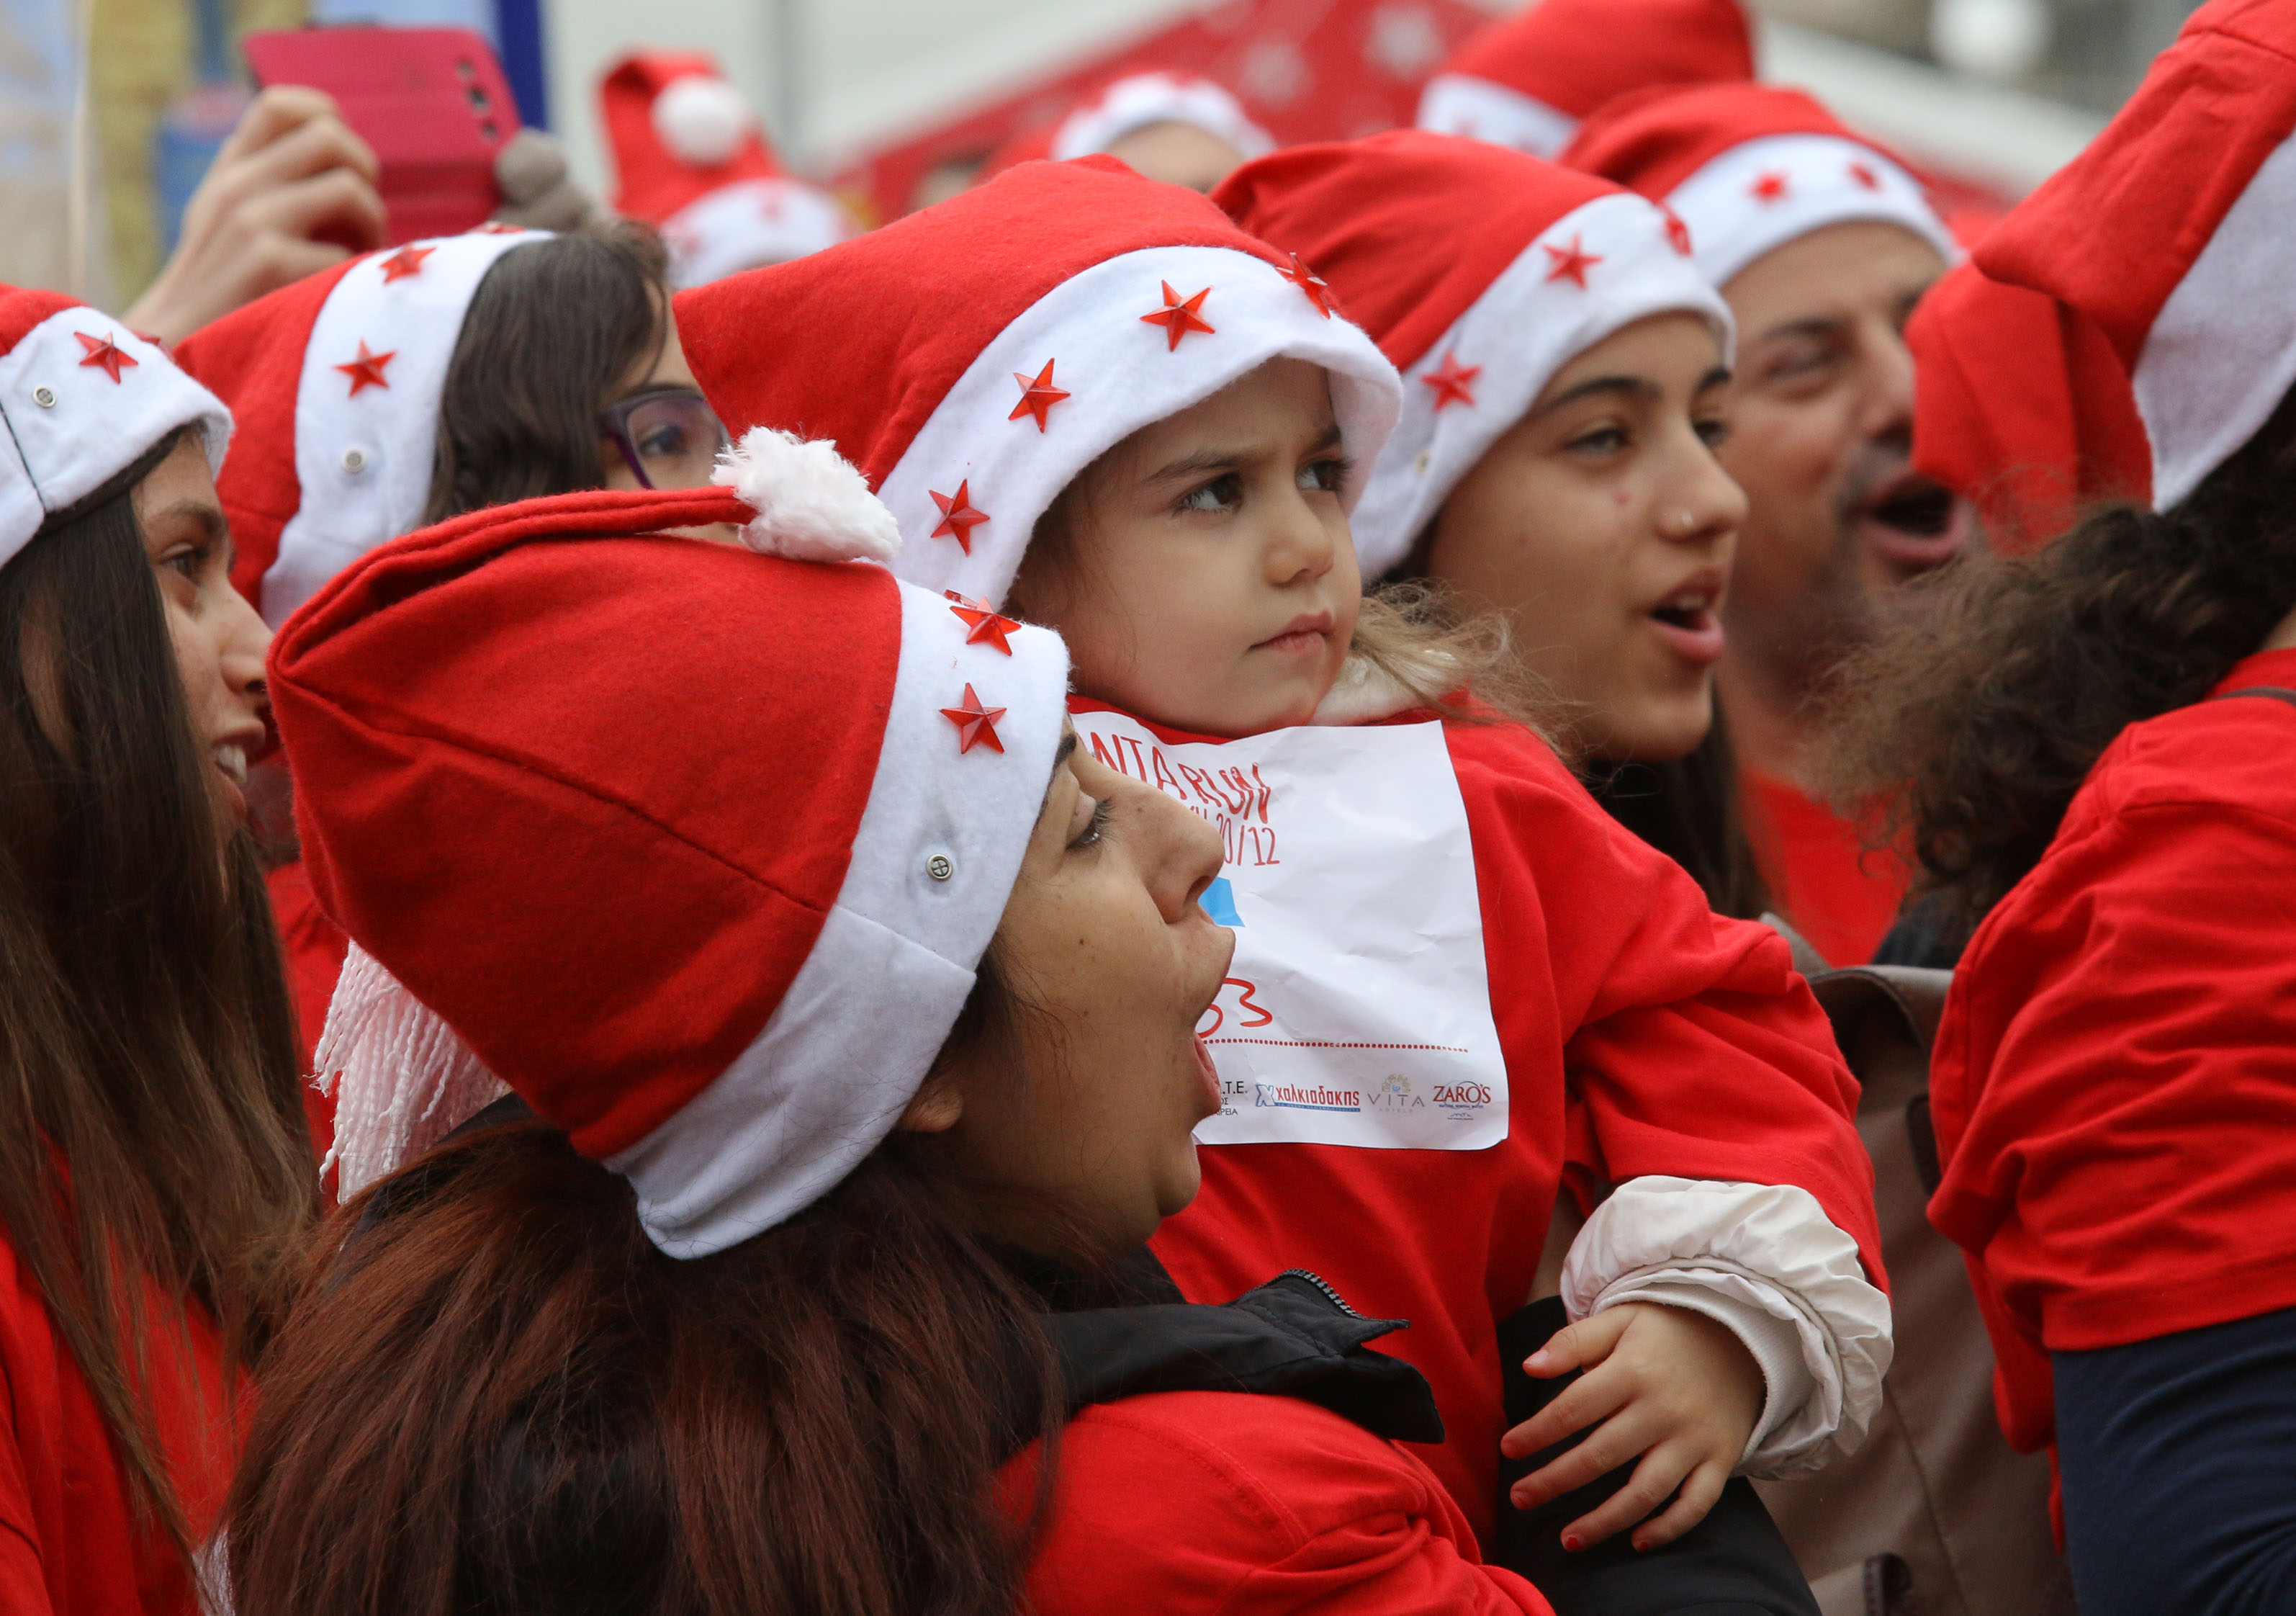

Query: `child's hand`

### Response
(1499, 1301, 1764, 1553)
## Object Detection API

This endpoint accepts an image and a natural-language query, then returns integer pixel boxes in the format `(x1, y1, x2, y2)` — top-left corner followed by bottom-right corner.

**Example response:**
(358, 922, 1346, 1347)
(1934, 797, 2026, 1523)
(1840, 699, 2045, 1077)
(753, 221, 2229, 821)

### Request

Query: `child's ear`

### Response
(897, 1072, 965, 1134)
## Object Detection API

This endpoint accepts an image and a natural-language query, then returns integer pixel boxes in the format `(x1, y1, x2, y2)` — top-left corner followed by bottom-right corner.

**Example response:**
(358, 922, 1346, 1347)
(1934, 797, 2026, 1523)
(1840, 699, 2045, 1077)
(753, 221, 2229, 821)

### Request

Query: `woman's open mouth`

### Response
(1645, 572, 1727, 667)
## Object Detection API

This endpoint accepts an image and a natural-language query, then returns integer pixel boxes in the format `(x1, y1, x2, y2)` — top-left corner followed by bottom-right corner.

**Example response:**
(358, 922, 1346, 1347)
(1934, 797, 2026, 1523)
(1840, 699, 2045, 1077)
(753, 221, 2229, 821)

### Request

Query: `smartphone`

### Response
(243, 26, 518, 245)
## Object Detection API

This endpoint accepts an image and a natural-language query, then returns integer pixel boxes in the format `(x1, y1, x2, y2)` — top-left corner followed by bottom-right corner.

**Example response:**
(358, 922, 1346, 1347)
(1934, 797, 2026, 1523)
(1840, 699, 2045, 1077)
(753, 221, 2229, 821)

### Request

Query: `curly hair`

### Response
(1821, 384, 2296, 949)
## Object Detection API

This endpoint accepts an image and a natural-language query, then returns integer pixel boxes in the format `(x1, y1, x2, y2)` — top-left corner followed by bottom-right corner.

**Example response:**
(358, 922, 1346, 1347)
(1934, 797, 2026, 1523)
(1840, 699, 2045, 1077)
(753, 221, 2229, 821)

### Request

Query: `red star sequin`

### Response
(334, 341, 395, 396)
(1009, 360, 1070, 431)
(929, 480, 990, 553)
(1847, 161, 1881, 191)
(945, 591, 1019, 655)
(475, 221, 524, 234)
(1661, 207, 1693, 256)
(1140, 281, 1217, 351)
(1541, 233, 1602, 289)
(940, 683, 1007, 754)
(1421, 350, 1480, 411)
(1280, 253, 1336, 318)
(73, 331, 138, 383)
(379, 243, 436, 283)
(1750, 171, 1789, 203)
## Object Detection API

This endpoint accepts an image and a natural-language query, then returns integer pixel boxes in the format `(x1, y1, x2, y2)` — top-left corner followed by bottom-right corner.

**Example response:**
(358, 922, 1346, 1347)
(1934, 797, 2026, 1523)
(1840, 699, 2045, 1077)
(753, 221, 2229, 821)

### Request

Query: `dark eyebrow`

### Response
(1145, 419, 1341, 485)
(145, 500, 228, 544)
(1694, 365, 1733, 395)
(1536, 374, 1658, 413)
(1043, 730, 1078, 807)
(1750, 315, 1846, 348)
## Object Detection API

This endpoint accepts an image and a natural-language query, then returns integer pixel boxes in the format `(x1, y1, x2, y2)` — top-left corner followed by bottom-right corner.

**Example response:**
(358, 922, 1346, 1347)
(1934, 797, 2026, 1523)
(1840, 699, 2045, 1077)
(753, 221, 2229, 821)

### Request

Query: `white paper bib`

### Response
(1074, 709, 1507, 1150)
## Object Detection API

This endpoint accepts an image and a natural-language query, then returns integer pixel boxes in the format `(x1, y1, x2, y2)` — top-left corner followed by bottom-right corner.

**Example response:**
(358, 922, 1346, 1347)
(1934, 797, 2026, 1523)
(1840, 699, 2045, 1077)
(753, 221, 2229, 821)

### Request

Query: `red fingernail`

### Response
(1562, 1535, 1585, 1553)
(1632, 1539, 1650, 1553)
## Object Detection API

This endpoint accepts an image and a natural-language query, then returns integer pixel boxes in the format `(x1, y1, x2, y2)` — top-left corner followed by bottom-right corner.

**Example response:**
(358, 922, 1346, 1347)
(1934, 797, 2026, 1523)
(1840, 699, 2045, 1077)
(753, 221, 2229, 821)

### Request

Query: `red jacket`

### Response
(1013, 1390, 1554, 1614)
(1145, 714, 1882, 1542)
(0, 1231, 235, 1616)
(1930, 647, 2296, 1458)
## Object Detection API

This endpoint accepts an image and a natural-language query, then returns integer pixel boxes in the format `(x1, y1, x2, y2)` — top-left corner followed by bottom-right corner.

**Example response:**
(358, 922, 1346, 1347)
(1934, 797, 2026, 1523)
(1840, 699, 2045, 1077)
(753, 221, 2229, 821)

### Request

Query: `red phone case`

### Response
(243, 26, 519, 246)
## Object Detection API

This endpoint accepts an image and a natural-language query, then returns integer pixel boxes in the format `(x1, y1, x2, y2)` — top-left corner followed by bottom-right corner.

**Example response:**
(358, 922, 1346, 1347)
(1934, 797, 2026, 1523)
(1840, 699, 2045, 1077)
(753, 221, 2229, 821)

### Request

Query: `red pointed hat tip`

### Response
(1422, 351, 1480, 411)
(929, 480, 990, 552)
(945, 591, 1019, 655)
(1541, 234, 1601, 289)
(1750, 171, 1789, 203)
(1140, 281, 1216, 351)
(1279, 253, 1336, 318)
(1009, 360, 1070, 431)
(940, 684, 1008, 753)
(335, 341, 395, 395)
(73, 331, 138, 383)
(379, 243, 436, 283)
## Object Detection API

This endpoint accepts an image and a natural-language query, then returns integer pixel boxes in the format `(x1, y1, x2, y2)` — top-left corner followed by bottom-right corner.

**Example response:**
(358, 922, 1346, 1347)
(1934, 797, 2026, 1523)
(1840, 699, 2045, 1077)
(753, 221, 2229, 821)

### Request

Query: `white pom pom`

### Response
(712, 427, 903, 563)
(653, 75, 756, 166)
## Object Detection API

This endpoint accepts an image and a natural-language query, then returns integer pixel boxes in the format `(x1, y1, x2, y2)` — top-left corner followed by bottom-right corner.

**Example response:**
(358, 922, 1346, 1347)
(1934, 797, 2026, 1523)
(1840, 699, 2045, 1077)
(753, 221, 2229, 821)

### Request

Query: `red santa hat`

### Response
(1047, 71, 1277, 165)
(600, 52, 853, 289)
(175, 228, 550, 627)
(1560, 84, 1956, 289)
(0, 285, 230, 570)
(1971, 0, 2296, 511)
(274, 466, 1069, 1255)
(1908, 261, 2149, 553)
(1217, 131, 1730, 575)
(1418, 0, 1755, 160)
(675, 155, 1402, 606)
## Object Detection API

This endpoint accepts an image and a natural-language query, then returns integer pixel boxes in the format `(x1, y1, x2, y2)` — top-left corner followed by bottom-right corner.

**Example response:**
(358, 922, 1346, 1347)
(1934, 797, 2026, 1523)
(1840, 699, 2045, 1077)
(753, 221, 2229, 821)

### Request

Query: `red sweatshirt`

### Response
(0, 1233, 235, 1616)
(1013, 1391, 1553, 1614)
(1104, 707, 1881, 1544)
(1930, 647, 2296, 1459)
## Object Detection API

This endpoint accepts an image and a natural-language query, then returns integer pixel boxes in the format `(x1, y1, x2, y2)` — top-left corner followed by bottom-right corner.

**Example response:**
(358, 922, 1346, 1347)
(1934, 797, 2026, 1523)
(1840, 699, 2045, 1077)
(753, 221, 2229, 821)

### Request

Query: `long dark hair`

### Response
(1824, 384, 2296, 946)
(224, 961, 1067, 1616)
(425, 223, 672, 523)
(0, 436, 314, 1565)
(1588, 707, 1772, 920)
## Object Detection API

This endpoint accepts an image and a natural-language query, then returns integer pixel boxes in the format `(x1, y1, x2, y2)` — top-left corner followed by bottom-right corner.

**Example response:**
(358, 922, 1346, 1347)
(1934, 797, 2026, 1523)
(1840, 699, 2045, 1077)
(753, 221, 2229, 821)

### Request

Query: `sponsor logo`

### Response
(1253, 1080, 1362, 1113)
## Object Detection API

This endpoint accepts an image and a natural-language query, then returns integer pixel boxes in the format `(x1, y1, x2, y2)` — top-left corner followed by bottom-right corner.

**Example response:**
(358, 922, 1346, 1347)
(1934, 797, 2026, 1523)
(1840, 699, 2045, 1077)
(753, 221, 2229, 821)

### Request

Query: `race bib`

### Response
(1074, 709, 1507, 1149)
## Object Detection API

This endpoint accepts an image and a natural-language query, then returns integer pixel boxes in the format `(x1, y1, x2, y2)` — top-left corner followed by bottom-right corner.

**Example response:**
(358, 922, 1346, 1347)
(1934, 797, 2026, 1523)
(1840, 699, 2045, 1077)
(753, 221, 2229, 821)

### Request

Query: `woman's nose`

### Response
(1136, 784, 1226, 920)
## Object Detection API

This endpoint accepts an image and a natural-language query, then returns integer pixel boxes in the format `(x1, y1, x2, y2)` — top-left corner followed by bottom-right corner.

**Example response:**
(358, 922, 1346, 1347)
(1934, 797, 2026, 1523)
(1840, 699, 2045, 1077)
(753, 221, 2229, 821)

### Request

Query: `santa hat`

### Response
(175, 228, 549, 627)
(1049, 71, 1277, 165)
(600, 52, 852, 289)
(273, 459, 1069, 1257)
(1971, 0, 2296, 511)
(1908, 261, 2149, 553)
(675, 156, 1402, 608)
(1217, 131, 1730, 577)
(0, 285, 230, 570)
(1560, 84, 1956, 289)
(1418, 0, 1755, 160)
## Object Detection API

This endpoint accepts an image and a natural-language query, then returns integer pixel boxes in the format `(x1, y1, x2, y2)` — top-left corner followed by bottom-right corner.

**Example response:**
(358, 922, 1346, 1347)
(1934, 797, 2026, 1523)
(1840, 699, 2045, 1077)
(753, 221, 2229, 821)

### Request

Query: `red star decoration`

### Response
(378, 243, 435, 283)
(73, 330, 138, 383)
(1421, 350, 1480, 411)
(1140, 281, 1217, 351)
(1541, 233, 1602, 289)
(1009, 360, 1070, 432)
(1750, 171, 1789, 204)
(1661, 207, 1693, 256)
(334, 341, 395, 396)
(1279, 253, 1336, 318)
(945, 591, 1019, 655)
(929, 480, 990, 553)
(1847, 161, 1881, 191)
(940, 683, 1008, 754)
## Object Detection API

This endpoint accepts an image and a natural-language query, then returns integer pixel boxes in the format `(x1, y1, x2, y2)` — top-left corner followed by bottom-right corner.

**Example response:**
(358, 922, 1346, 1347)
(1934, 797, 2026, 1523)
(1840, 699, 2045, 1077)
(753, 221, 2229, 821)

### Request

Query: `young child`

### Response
(673, 154, 1889, 1561)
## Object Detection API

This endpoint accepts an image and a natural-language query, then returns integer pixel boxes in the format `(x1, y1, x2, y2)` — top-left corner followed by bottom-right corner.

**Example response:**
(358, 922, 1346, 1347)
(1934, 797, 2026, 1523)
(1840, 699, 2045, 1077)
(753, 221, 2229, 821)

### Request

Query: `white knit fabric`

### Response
(1351, 190, 1732, 580)
(0, 306, 231, 568)
(1662, 133, 1958, 290)
(1562, 1175, 1894, 1478)
(1415, 73, 1579, 158)
(877, 243, 1402, 609)
(1050, 71, 1277, 163)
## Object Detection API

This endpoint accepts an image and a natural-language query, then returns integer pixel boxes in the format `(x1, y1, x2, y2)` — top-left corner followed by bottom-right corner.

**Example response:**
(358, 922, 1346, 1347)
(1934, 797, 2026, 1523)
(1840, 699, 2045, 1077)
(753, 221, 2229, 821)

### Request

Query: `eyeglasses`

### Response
(598, 387, 729, 491)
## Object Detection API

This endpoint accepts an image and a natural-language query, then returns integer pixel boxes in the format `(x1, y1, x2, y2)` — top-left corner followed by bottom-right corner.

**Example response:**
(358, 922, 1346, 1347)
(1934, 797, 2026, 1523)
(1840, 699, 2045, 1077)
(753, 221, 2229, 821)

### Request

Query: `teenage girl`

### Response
(222, 463, 1564, 1612)
(0, 288, 314, 1615)
(672, 156, 1889, 1560)
(1826, 3, 2296, 1607)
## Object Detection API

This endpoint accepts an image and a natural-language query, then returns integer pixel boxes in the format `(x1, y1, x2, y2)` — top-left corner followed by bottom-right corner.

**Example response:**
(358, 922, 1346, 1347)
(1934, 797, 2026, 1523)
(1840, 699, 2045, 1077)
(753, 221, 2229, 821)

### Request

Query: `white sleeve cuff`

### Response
(1560, 1176, 1894, 1479)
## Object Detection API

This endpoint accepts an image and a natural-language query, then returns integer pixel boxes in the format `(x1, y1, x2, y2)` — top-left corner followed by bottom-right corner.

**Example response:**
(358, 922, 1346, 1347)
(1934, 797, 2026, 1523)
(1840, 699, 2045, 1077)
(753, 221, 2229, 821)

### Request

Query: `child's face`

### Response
(1423, 313, 1745, 764)
(1012, 358, 1360, 738)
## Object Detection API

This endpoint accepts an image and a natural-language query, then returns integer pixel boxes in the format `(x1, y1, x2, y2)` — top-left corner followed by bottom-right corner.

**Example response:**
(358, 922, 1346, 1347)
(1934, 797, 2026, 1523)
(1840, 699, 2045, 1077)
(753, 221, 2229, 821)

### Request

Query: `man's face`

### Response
(1716, 221, 1960, 697)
